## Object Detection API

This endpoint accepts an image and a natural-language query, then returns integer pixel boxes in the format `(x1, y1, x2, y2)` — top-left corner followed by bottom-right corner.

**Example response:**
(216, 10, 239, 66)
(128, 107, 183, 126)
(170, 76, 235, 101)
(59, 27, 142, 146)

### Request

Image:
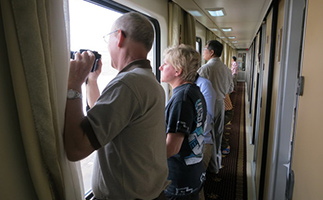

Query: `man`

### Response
(159, 44, 207, 200)
(195, 74, 216, 200)
(64, 12, 169, 199)
(195, 74, 216, 169)
(197, 40, 233, 174)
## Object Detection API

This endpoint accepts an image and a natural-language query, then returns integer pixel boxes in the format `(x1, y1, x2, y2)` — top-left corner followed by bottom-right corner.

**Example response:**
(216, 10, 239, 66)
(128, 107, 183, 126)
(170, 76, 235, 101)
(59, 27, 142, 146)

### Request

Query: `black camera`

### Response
(70, 49, 101, 72)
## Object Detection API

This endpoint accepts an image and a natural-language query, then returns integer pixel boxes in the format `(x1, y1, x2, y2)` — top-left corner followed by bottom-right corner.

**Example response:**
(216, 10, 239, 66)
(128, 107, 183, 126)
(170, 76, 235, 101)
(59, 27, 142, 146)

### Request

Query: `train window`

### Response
(69, 0, 119, 193)
(196, 37, 202, 55)
(69, 0, 159, 195)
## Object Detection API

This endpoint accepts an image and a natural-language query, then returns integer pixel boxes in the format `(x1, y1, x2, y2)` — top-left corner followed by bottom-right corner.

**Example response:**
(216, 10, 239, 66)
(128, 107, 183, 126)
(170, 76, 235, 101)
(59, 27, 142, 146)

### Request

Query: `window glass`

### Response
(69, 0, 121, 193)
(69, 0, 121, 112)
(196, 37, 202, 55)
(196, 37, 202, 65)
(69, 0, 157, 194)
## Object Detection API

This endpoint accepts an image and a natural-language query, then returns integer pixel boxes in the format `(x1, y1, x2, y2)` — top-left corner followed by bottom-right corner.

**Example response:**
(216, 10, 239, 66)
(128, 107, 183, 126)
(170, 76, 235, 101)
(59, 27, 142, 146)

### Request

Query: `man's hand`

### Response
(68, 51, 95, 90)
(88, 59, 102, 82)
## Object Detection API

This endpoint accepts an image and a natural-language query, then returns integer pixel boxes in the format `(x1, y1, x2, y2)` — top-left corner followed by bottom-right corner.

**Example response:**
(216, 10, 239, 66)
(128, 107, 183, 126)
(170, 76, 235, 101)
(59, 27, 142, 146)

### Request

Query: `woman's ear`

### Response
(175, 68, 183, 76)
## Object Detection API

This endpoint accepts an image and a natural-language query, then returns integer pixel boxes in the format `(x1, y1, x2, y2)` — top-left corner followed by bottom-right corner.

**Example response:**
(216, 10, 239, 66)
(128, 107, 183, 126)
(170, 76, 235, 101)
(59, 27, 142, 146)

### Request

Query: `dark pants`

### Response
(154, 191, 167, 200)
(164, 191, 199, 200)
(208, 99, 225, 174)
(94, 191, 166, 200)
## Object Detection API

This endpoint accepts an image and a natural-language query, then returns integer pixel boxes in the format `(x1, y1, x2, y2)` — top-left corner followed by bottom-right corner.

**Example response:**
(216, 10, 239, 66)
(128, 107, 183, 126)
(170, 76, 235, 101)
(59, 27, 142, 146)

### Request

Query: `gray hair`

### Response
(113, 12, 154, 51)
(164, 44, 200, 82)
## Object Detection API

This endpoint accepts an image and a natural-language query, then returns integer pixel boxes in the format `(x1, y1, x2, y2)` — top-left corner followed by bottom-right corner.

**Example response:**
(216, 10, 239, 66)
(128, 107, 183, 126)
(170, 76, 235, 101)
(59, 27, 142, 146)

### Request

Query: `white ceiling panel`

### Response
(173, 0, 272, 49)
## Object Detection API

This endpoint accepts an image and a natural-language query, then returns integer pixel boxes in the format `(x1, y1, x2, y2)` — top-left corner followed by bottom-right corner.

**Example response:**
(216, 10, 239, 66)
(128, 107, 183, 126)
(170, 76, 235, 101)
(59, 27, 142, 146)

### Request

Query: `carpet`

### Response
(204, 82, 247, 200)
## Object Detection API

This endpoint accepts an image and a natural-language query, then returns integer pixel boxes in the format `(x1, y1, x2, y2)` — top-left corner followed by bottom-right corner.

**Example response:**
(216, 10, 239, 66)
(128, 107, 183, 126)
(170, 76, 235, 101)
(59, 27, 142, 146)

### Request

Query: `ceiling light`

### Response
(207, 8, 226, 17)
(222, 27, 232, 32)
(232, 41, 238, 43)
(211, 28, 218, 31)
(228, 36, 236, 39)
(188, 10, 202, 17)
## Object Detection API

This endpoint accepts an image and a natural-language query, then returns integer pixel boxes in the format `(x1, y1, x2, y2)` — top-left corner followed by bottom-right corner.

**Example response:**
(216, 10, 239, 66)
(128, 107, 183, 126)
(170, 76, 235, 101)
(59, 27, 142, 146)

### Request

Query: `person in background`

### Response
(195, 74, 216, 200)
(64, 12, 169, 200)
(231, 56, 238, 91)
(160, 44, 207, 200)
(222, 93, 234, 156)
(198, 40, 233, 175)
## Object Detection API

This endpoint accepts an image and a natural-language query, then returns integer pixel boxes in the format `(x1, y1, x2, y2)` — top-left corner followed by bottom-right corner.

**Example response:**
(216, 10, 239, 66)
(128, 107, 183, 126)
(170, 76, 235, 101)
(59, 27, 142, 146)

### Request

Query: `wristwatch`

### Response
(67, 89, 82, 99)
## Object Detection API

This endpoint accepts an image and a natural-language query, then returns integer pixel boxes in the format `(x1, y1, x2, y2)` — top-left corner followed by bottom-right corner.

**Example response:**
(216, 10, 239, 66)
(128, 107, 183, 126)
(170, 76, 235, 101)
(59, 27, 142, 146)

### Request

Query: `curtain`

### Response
(168, 2, 196, 47)
(206, 29, 217, 42)
(219, 40, 224, 62)
(230, 47, 233, 67)
(0, 0, 83, 199)
(228, 45, 231, 66)
(228, 46, 232, 67)
(183, 13, 196, 47)
(168, 2, 182, 46)
(223, 43, 228, 66)
(167, 2, 197, 98)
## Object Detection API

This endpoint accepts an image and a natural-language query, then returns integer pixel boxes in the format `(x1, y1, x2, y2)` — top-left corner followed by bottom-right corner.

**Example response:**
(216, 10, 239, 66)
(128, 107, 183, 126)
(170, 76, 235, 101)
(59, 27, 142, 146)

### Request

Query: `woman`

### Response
(159, 44, 207, 200)
(231, 56, 238, 91)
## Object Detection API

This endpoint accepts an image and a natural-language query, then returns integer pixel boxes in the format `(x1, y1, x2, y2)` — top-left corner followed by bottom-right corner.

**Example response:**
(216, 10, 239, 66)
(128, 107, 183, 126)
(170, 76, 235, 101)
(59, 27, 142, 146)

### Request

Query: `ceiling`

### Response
(173, 0, 272, 49)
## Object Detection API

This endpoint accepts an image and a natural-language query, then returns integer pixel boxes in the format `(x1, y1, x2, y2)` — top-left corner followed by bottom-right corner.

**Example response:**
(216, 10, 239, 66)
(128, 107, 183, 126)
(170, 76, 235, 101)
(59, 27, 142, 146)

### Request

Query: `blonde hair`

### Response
(164, 44, 201, 82)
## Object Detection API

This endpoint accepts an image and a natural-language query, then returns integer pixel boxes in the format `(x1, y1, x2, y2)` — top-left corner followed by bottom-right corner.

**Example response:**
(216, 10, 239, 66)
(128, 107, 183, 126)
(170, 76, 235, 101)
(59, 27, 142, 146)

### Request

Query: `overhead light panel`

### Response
(232, 41, 238, 43)
(188, 10, 202, 17)
(228, 36, 236, 39)
(211, 28, 218, 31)
(207, 8, 226, 17)
(222, 27, 232, 32)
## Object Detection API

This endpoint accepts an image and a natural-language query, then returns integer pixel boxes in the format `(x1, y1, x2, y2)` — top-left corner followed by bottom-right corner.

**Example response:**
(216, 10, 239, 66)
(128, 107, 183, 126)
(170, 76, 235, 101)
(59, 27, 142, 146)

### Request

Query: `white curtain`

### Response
(0, 0, 83, 199)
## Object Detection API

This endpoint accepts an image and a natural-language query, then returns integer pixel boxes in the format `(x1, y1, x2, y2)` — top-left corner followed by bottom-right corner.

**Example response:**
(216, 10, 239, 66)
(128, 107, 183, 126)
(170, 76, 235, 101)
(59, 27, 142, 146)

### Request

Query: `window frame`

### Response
(85, 0, 161, 81)
(196, 36, 202, 55)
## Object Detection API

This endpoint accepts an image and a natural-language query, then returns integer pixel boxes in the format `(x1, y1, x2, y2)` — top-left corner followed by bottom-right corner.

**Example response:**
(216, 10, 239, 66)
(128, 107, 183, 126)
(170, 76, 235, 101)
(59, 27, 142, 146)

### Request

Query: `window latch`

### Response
(296, 76, 304, 96)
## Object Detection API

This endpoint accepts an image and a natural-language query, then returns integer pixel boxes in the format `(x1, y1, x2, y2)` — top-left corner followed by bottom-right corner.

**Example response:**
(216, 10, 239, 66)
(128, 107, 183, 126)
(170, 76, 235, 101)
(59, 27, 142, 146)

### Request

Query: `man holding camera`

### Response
(64, 12, 169, 199)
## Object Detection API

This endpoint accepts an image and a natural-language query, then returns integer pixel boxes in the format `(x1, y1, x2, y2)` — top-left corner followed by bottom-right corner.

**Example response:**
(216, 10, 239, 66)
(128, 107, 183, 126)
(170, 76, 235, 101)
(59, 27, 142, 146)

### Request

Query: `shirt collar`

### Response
(119, 59, 151, 74)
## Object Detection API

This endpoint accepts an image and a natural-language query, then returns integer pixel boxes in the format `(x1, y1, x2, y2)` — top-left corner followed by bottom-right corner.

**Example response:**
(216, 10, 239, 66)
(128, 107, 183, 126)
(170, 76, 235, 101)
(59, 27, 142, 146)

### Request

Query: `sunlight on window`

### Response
(69, 0, 121, 193)
(69, 0, 157, 194)
(69, 0, 121, 94)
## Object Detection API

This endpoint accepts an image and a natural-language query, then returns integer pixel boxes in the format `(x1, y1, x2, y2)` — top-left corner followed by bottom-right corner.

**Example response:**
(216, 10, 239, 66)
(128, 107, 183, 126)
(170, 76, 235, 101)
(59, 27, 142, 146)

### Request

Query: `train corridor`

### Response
(203, 82, 255, 200)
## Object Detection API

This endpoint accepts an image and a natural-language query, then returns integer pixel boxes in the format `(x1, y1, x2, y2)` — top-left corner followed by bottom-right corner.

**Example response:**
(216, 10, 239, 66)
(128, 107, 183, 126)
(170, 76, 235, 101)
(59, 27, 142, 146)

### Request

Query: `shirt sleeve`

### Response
(197, 66, 210, 80)
(198, 79, 216, 134)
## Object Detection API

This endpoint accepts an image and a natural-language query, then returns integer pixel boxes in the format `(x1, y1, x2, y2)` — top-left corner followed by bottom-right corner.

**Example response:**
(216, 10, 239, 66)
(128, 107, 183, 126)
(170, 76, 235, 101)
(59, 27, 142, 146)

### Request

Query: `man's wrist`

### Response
(67, 89, 82, 99)
(86, 78, 98, 85)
